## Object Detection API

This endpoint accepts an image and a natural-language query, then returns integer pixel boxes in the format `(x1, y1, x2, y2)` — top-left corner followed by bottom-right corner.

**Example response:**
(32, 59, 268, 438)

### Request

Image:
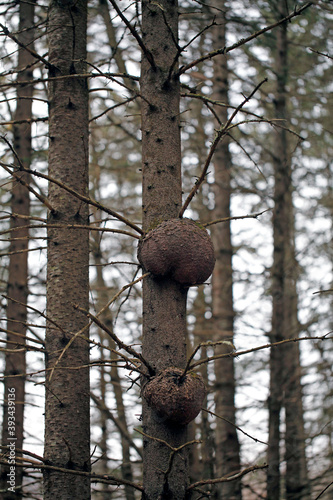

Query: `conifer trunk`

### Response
(93, 252, 136, 500)
(211, 1, 241, 498)
(140, 0, 188, 498)
(0, 1, 35, 497)
(268, 3, 309, 498)
(43, 0, 90, 497)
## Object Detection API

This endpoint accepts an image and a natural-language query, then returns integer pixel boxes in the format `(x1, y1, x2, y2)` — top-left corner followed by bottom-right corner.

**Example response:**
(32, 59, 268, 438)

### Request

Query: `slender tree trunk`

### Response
(43, 0, 90, 498)
(268, 3, 309, 499)
(191, 289, 215, 485)
(93, 248, 136, 500)
(0, 2, 35, 497)
(140, 0, 188, 498)
(211, 2, 241, 498)
(98, 0, 137, 92)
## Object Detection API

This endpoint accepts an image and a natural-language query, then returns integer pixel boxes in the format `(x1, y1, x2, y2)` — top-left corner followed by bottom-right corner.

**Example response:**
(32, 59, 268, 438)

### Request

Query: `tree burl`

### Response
(138, 218, 215, 285)
(142, 367, 206, 426)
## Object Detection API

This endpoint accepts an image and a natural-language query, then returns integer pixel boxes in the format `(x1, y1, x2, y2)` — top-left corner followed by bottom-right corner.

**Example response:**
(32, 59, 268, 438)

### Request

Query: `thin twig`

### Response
(188, 335, 332, 371)
(187, 464, 268, 491)
(90, 393, 143, 458)
(168, 19, 216, 80)
(107, 0, 155, 68)
(0, 117, 48, 126)
(0, 22, 53, 70)
(95, 273, 149, 319)
(75, 305, 153, 375)
(134, 428, 200, 452)
(0, 222, 140, 239)
(0, 72, 139, 90)
(0, 459, 143, 491)
(179, 79, 267, 217)
(0, 159, 143, 235)
(203, 208, 271, 227)
(181, 340, 234, 378)
(0, 246, 46, 258)
(177, 2, 313, 75)
(1, 138, 55, 212)
(0, 337, 45, 353)
(0, 213, 47, 222)
(314, 481, 333, 500)
(202, 408, 268, 445)
(2, 295, 66, 335)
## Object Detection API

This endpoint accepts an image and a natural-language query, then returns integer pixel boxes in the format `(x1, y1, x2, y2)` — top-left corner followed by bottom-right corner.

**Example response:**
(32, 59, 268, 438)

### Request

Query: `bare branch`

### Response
(1, 160, 55, 213)
(202, 408, 268, 446)
(181, 340, 235, 378)
(90, 393, 143, 458)
(0, 459, 143, 491)
(188, 335, 332, 371)
(0, 22, 53, 70)
(134, 428, 199, 453)
(187, 464, 268, 491)
(75, 304, 153, 375)
(0, 158, 143, 235)
(314, 481, 333, 500)
(179, 79, 267, 217)
(107, 0, 155, 68)
(203, 208, 271, 227)
(178, 2, 313, 75)
(0, 246, 46, 258)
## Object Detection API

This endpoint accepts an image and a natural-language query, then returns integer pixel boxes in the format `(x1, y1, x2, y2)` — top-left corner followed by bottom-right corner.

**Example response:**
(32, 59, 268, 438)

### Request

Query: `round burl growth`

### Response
(142, 367, 206, 426)
(137, 218, 215, 285)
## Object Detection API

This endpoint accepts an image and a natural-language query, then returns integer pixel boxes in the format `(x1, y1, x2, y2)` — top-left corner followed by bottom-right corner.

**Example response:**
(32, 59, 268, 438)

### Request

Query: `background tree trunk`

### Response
(43, 0, 90, 498)
(92, 246, 136, 500)
(140, 0, 189, 498)
(211, 1, 241, 498)
(0, 1, 35, 497)
(268, 2, 309, 498)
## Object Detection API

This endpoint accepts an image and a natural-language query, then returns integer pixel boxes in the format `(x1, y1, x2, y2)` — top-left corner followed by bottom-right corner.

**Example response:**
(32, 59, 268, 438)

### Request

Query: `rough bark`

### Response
(140, 0, 189, 498)
(43, 0, 90, 498)
(268, 3, 309, 499)
(211, 1, 241, 498)
(0, 1, 35, 497)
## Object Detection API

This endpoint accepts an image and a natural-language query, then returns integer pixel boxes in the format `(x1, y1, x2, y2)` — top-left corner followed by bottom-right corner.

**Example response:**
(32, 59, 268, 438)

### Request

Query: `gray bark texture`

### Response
(0, 1, 35, 498)
(43, 0, 90, 498)
(140, 0, 189, 498)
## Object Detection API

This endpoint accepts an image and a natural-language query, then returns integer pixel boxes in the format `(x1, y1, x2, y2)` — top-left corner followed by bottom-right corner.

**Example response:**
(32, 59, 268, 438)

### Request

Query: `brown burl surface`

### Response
(138, 218, 215, 285)
(143, 367, 206, 426)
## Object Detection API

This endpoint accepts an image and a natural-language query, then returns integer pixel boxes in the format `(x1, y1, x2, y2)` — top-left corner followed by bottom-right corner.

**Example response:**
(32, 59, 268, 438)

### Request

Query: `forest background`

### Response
(0, 0, 332, 499)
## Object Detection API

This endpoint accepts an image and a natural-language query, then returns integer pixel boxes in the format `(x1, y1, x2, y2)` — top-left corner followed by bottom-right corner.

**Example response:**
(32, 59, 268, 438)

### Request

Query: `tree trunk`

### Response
(268, 2, 309, 499)
(140, 0, 188, 498)
(93, 245, 136, 500)
(0, 1, 35, 497)
(43, 0, 90, 498)
(98, 0, 137, 92)
(211, 1, 241, 498)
